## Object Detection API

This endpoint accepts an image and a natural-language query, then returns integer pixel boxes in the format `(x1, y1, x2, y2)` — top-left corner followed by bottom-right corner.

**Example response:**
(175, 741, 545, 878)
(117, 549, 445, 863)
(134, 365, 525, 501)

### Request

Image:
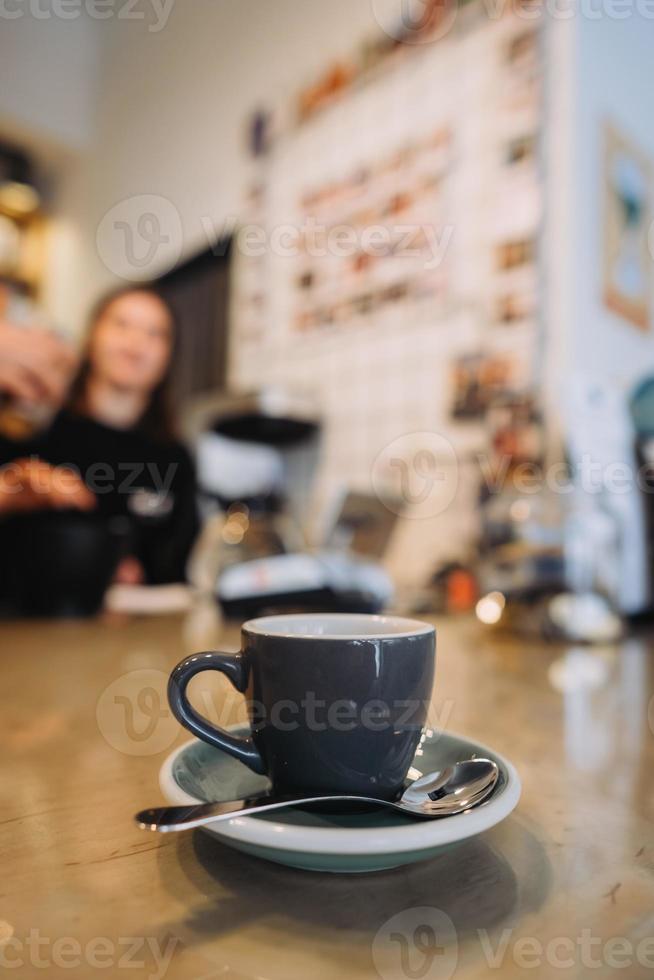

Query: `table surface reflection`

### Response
(1, 609, 653, 979)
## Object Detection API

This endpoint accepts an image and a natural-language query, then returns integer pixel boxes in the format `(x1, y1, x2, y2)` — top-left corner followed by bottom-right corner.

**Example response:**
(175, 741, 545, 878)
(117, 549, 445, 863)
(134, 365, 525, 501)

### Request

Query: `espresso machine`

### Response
(184, 388, 394, 617)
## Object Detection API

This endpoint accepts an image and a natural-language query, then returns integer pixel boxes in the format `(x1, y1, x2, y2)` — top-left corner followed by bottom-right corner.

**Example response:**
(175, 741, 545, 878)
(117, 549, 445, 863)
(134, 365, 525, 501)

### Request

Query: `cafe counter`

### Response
(1, 610, 653, 979)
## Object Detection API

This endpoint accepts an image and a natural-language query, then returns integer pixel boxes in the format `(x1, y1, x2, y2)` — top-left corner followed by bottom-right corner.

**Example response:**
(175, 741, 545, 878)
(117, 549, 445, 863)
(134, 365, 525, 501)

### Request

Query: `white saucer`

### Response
(159, 727, 521, 873)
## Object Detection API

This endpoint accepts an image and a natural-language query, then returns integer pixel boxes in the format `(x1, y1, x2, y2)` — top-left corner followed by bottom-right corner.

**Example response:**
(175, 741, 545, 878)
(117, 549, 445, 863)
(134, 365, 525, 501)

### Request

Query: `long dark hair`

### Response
(67, 285, 179, 442)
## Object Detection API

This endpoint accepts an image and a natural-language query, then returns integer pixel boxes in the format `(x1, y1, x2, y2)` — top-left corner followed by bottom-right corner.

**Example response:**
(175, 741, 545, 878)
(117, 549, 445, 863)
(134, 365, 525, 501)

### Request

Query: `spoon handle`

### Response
(136, 794, 384, 832)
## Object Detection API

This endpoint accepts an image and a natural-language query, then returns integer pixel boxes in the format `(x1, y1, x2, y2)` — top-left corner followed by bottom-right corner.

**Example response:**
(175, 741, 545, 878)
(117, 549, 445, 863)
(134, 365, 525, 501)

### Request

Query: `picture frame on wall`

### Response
(602, 120, 653, 332)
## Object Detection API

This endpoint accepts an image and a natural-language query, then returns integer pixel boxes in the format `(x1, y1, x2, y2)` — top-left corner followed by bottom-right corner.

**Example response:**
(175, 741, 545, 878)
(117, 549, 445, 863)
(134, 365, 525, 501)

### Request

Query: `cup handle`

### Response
(167, 651, 266, 775)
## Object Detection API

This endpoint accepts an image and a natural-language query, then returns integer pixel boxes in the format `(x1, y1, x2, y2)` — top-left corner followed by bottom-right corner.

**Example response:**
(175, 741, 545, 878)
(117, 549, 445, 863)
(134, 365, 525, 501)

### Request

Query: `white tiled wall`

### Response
(230, 11, 543, 586)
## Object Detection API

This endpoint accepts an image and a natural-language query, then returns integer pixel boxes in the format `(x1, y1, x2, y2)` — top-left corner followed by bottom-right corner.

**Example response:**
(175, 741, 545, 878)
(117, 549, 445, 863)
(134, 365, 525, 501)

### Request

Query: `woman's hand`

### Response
(112, 556, 146, 586)
(0, 458, 96, 515)
(0, 320, 77, 405)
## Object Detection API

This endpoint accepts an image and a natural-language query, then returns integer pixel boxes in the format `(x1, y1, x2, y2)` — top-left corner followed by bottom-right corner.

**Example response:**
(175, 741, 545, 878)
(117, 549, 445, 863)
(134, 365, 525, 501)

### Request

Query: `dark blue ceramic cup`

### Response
(168, 613, 436, 799)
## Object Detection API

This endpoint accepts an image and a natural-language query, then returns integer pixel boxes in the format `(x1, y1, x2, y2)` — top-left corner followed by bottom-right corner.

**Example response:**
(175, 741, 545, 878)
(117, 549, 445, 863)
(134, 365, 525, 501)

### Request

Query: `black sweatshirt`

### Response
(0, 409, 199, 584)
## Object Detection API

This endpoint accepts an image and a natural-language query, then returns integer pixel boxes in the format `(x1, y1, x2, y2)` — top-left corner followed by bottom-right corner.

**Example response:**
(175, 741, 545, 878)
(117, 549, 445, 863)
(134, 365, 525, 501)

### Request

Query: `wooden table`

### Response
(1, 608, 654, 979)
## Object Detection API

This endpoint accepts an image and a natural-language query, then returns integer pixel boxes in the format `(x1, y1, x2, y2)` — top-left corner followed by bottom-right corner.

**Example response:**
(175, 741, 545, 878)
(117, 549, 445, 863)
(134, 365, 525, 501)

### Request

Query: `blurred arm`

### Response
(0, 458, 96, 516)
(0, 320, 77, 405)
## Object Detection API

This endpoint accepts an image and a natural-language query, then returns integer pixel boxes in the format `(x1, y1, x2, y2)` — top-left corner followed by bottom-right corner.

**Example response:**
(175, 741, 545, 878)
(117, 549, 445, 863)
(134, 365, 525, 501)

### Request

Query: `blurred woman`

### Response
(0, 286, 198, 584)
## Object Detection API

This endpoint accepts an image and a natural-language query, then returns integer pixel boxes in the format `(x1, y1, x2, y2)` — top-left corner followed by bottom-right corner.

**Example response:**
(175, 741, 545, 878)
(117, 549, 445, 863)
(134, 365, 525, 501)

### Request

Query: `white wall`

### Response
(0, 1, 104, 151)
(572, 14, 654, 390)
(0, 2, 106, 328)
(541, 14, 576, 458)
(564, 12, 654, 613)
(51, 0, 396, 329)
